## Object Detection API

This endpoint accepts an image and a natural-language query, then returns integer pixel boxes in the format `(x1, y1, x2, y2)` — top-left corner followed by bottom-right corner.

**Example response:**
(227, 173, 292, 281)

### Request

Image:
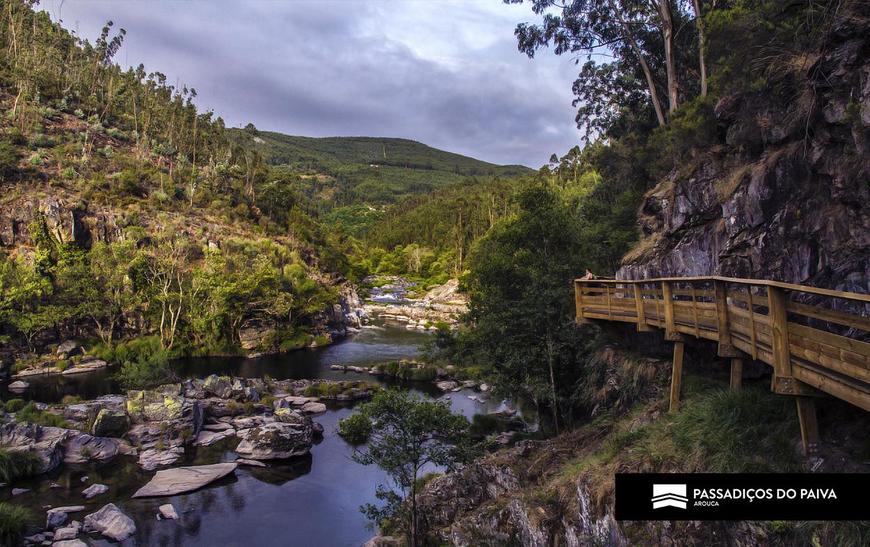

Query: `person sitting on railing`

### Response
(581, 269, 595, 280)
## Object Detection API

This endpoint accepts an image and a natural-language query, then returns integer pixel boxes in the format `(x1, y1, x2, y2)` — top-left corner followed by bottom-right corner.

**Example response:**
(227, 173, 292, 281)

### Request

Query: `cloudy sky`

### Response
(42, 0, 581, 167)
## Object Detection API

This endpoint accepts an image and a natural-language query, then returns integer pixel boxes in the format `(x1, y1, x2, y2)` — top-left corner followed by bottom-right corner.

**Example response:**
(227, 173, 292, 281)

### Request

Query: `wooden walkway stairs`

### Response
(574, 276, 870, 454)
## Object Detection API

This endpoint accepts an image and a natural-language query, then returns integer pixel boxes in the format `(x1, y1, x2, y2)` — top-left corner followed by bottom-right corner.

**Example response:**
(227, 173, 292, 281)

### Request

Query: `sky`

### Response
(41, 0, 582, 168)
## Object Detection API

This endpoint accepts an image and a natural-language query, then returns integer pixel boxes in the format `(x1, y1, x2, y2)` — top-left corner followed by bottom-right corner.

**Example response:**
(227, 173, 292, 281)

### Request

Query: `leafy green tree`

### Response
(346, 390, 469, 546)
(466, 185, 589, 432)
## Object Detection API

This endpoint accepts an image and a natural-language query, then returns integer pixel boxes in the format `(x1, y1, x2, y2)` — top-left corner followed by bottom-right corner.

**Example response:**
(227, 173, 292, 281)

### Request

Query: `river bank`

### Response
(1, 322, 521, 545)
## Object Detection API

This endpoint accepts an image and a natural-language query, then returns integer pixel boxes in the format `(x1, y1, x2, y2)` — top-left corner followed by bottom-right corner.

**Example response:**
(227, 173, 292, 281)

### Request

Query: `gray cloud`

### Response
(43, 0, 580, 167)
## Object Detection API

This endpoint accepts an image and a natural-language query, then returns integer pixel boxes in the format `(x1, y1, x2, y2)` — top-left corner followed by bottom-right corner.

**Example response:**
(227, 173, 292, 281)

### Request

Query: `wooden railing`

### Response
(575, 276, 870, 453)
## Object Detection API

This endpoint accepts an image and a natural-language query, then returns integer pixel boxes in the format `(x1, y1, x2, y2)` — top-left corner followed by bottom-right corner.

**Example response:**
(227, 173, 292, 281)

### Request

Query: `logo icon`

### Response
(652, 484, 688, 509)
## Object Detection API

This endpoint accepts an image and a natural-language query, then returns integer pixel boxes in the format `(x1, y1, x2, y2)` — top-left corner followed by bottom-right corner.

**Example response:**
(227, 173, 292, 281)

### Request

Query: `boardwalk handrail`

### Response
(574, 275, 870, 454)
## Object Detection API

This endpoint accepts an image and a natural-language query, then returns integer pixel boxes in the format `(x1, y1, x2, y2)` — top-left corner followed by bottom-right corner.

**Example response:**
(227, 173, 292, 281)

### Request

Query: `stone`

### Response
(235, 420, 313, 460)
(436, 381, 458, 392)
(274, 408, 305, 424)
(90, 408, 129, 437)
(480, 383, 490, 392)
(203, 422, 234, 431)
(56, 340, 80, 357)
(300, 401, 327, 414)
(7, 380, 28, 391)
(194, 429, 234, 446)
(133, 463, 238, 498)
(11, 487, 29, 495)
(52, 520, 81, 540)
(312, 421, 324, 436)
(203, 375, 233, 399)
(52, 540, 88, 547)
(46, 506, 86, 529)
(0, 422, 70, 473)
(274, 396, 315, 410)
(158, 503, 179, 520)
(82, 483, 108, 499)
(126, 389, 187, 422)
(138, 447, 184, 471)
(83, 503, 136, 542)
(63, 433, 120, 464)
(235, 458, 266, 467)
(61, 360, 108, 375)
(363, 536, 401, 547)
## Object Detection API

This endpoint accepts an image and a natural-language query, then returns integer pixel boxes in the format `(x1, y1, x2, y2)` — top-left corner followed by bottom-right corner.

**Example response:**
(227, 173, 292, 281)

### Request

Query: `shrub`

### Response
(338, 413, 372, 444)
(0, 449, 40, 482)
(0, 502, 30, 546)
(55, 359, 70, 372)
(4, 399, 25, 413)
(15, 403, 69, 428)
(0, 141, 19, 180)
(469, 414, 502, 438)
(97, 337, 177, 389)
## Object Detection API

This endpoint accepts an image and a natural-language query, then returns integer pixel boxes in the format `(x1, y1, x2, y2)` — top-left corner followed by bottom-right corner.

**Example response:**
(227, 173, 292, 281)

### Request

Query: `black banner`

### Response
(615, 473, 870, 520)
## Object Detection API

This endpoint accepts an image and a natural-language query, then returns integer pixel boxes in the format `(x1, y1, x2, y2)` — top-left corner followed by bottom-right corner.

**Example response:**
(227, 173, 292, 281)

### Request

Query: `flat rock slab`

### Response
(235, 458, 267, 467)
(133, 462, 237, 498)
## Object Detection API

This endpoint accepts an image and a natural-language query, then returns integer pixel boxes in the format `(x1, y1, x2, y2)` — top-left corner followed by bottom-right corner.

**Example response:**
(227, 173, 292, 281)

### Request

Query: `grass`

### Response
(0, 449, 40, 483)
(0, 503, 30, 547)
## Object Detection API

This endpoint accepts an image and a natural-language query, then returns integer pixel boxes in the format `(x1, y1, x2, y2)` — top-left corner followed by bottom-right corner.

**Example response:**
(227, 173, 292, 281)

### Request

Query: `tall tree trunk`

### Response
(656, 0, 679, 112)
(546, 328, 560, 434)
(610, 0, 667, 126)
(691, 0, 708, 97)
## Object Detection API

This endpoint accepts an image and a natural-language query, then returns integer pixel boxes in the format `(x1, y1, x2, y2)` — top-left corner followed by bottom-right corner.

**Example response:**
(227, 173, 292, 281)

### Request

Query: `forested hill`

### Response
(230, 129, 531, 176)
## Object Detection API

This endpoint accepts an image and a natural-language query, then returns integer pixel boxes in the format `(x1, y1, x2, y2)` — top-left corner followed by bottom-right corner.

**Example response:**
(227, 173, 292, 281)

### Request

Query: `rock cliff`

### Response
(618, 13, 869, 294)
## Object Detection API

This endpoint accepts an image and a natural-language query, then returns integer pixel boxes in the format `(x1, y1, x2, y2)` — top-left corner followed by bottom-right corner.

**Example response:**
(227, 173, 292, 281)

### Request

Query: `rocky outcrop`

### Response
(235, 415, 314, 460)
(0, 422, 69, 473)
(364, 278, 468, 327)
(133, 462, 238, 497)
(619, 12, 870, 295)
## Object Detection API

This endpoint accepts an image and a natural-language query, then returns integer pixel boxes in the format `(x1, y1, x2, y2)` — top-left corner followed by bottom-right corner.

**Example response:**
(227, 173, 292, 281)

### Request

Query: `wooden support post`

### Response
(669, 341, 685, 412)
(634, 284, 651, 331)
(730, 358, 743, 391)
(795, 397, 820, 455)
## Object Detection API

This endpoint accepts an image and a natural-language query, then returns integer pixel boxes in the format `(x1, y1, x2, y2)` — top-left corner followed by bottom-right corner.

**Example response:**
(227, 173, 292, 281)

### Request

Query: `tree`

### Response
(466, 185, 589, 431)
(344, 390, 470, 546)
(508, 0, 701, 137)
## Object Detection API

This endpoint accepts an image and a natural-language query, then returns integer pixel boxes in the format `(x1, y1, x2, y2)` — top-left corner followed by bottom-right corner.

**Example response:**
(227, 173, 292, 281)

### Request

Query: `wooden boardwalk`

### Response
(574, 276, 870, 454)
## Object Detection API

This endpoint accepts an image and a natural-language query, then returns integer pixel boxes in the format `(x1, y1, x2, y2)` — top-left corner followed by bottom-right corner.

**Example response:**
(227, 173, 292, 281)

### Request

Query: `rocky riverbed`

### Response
(363, 277, 468, 328)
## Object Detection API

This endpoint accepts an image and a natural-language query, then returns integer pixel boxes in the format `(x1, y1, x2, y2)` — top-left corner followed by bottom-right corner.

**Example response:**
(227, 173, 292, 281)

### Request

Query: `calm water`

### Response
(3, 323, 511, 546)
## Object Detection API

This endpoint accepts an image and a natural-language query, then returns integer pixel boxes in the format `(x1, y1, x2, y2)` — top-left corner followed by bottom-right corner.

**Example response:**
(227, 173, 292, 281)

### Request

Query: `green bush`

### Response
(55, 359, 70, 372)
(15, 403, 69, 428)
(469, 414, 502, 438)
(60, 395, 82, 405)
(0, 141, 19, 180)
(0, 502, 30, 546)
(0, 449, 40, 482)
(338, 413, 372, 444)
(4, 399, 25, 413)
(96, 337, 176, 389)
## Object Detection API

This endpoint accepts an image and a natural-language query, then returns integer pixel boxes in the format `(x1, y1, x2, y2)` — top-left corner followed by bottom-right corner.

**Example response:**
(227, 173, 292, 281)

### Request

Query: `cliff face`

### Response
(618, 13, 870, 293)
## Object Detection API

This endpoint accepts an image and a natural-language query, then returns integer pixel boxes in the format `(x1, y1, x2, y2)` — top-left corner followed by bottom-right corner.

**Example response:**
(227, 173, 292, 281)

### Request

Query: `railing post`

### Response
(768, 286, 793, 389)
(715, 280, 741, 357)
(574, 281, 589, 325)
(662, 281, 678, 340)
(633, 283, 651, 331)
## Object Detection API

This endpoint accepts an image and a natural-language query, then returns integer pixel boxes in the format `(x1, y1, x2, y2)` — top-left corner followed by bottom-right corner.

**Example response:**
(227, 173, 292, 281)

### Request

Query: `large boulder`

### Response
(83, 503, 136, 542)
(63, 433, 121, 463)
(203, 375, 233, 399)
(56, 340, 81, 358)
(235, 419, 313, 460)
(90, 408, 129, 438)
(0, 422, 69, 473)
(133, 462, 238, 497)
(126, 388, 202, 439)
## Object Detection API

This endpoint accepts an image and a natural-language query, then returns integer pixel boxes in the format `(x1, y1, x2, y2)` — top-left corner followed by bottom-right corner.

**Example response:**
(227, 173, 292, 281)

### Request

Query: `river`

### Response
(3, 323, 515, 546)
